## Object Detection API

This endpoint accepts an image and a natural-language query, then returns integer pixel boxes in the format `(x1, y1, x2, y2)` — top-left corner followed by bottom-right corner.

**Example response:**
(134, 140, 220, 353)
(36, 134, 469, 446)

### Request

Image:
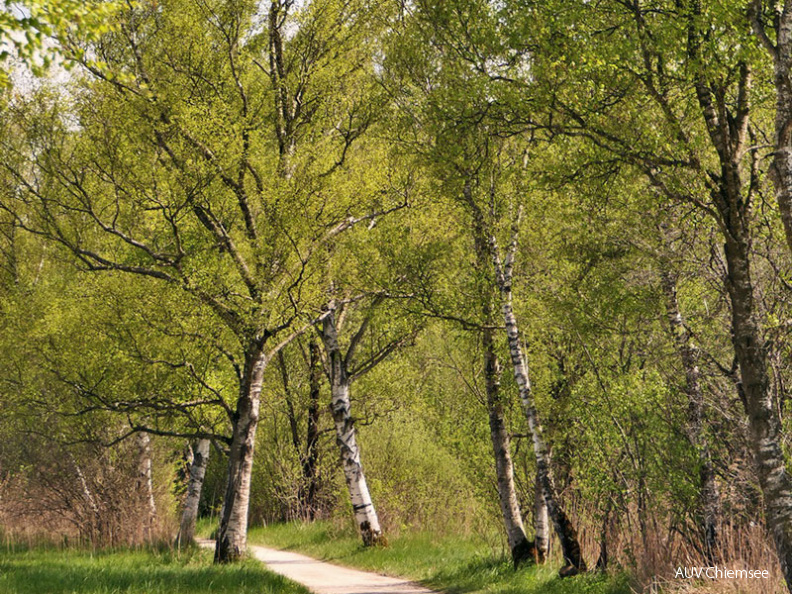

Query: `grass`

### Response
(247, 521, 632, 594)
(0, 546, 311, 594)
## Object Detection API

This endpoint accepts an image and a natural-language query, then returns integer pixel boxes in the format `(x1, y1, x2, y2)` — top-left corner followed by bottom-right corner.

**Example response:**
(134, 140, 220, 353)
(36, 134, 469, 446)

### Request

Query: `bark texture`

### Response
(748, 8, 792, 592)
(723, 233, 792, 589)
(660, 269, 720, 563)
(498, 282, 586, 574)
(470, 190, 534, 569)
(488, 218, 586, 574)
(215, 346, 267, 563)
(462, 181, 584, 574)
(178, 438, 210, 547)
(534, 472, 550, 564)
(322, 306, 385, 546)
(690, 15, 792, 586)
(484, 325, 534, 568)
(752, 0, 792, 257)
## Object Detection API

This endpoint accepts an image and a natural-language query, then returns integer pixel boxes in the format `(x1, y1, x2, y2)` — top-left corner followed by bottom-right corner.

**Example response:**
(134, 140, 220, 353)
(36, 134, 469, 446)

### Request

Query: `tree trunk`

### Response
(215, 346, 267, 563)
(462, 180, 584, 574)
(483, 325, 534, 568)
(136, 432, 157, 541)
(301, 339, 322, 520)
(756, 4, 792, 257)
(722, 232, 792, 589)
(71, 453, 101, 544)
(749, 13, 792, 589)
(322, 307, 385, 546)
(660, 270, 720, 563)
(496, 283, 586, 574)
(535, 471, 550, 564)
(178, 438, 210, 547)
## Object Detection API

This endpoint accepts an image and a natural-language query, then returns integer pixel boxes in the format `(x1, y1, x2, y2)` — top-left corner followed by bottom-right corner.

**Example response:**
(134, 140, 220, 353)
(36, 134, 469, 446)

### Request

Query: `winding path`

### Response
(198, 540, 436, 594)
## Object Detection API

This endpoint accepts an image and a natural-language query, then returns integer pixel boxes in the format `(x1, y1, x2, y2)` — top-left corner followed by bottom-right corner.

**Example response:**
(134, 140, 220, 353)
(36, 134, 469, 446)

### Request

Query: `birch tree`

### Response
(178, 438, 211, 547)
(658, 249, 721, 563)
(751, 0, 792, 256)
(521, 0, 792, 585)
(318, 296, 418, 546)
(478, 195, 586, 574)
(1, 0, 393, 562)
(136, 431, 157, 542)
(380, 3, 586, 570)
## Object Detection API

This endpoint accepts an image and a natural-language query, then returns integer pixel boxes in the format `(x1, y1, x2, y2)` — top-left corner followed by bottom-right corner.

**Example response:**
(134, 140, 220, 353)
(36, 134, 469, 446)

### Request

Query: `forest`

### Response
(2, 0, 792, 593)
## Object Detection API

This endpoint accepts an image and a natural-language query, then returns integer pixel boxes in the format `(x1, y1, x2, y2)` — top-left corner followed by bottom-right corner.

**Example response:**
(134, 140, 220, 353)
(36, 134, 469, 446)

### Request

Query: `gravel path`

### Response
(198, 540, 436, 594)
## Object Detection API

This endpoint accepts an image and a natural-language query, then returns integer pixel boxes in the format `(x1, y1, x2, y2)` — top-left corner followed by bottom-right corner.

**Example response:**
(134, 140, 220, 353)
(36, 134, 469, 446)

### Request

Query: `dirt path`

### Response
(198, 540, 436, 594)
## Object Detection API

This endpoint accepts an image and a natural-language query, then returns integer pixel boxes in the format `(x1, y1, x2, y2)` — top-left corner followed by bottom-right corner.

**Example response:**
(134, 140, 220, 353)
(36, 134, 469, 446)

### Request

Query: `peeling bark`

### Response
(178, 438, 210, 547)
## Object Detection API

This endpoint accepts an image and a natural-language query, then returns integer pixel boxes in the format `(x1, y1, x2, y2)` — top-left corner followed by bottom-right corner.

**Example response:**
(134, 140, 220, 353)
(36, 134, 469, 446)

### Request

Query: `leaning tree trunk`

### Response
(463, 180, 584, 574)
(495, 274, 586, 574)
(660, 269, 720, 563)
(136, 432, 157, 542)
(535, 472, 550, 564)
(483, 324, 534, 568)
(178, 438, 211, 547)
(322, 308, 385, 546)
(215, 346, 267, 563)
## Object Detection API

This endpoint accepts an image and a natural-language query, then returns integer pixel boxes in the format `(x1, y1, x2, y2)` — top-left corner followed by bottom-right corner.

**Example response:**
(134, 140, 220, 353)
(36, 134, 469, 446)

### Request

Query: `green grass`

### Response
(0, 546, 311, 594)
(248, 521, 632, 594)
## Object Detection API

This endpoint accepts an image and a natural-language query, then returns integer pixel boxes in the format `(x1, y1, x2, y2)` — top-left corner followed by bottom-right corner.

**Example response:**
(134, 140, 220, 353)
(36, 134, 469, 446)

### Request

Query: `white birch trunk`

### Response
(322, 308, 384, 546)
(215, 347, 267, 562)
(535, 472, 550, 564)
(178, 438, 211, 547)
(484, 325, 533, 567)
(70, 453, 100, 542)
(660, 269, 720, 563)
(498, 291, 584, 572)
(137, 432, 157, 541)
(485, 213, 586, 574)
